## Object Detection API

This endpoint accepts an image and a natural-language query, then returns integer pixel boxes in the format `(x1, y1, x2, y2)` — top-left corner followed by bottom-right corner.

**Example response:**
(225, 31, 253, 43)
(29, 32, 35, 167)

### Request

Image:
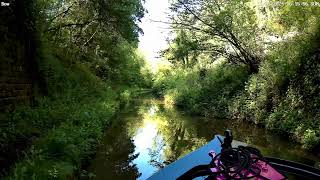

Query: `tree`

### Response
(266, 0, 320, 35)
(166, 0, 263, 73)
(162, 30, 200, 67)
(34, 0, 146, 82)
(41, 0, 144, 47)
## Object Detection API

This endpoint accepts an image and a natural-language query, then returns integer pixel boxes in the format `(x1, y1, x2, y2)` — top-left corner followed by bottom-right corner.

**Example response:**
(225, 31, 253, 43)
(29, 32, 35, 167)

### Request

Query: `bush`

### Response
(3, 47, 141, 179)
(154, 63, 249, 117)
(230, 27, 320, 149)
(9, 96, 117, 179)
(199, 64, 249, 117)
(157, 27, 320, 149)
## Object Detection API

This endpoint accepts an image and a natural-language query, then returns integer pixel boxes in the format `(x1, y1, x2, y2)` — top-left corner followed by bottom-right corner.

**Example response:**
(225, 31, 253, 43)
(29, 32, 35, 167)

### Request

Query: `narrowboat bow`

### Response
(148, 130, 320, 180)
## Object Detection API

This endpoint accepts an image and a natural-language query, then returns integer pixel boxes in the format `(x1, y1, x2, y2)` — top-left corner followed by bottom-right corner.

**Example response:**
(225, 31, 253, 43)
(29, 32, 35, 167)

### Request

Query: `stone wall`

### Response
(0, 1, 36, 111)
(0, 49, 33, 111)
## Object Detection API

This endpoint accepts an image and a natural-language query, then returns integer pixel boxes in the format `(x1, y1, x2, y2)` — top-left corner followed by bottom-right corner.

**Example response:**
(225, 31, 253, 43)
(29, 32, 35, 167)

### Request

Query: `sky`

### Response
(138, 0, 172, 72)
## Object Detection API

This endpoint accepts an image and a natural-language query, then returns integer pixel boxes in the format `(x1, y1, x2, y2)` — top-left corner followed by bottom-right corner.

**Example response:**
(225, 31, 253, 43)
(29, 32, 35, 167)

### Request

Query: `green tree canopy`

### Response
(164, 0, 263, 72)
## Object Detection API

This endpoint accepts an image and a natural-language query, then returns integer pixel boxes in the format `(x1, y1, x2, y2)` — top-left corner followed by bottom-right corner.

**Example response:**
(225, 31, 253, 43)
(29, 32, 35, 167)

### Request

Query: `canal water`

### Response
(86, 98, 320, 179)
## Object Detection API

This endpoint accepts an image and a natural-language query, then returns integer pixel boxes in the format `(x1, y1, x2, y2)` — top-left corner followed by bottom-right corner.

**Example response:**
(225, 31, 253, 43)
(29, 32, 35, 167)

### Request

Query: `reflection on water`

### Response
(86, 98, 320, 180)
(132, 105, 164, 180)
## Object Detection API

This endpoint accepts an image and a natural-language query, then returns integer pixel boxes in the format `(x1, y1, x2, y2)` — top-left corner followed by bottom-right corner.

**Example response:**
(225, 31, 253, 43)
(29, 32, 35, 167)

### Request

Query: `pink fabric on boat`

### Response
(208, 150, 287, 180)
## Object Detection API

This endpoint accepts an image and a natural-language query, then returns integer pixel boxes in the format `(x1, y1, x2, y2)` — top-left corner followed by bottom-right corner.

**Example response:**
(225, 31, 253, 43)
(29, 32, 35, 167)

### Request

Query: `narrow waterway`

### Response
(85, 98, 320, 180)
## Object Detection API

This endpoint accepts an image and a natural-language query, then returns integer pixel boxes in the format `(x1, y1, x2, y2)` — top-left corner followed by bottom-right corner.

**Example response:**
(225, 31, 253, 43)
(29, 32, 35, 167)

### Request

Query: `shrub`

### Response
(154, 63, 249, 117)
(230, 27, 320, 149)
(3, 47, 141, 179)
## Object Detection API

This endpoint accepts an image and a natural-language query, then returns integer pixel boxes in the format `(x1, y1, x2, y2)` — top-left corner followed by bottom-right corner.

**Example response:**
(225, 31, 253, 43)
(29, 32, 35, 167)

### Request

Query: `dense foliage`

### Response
(162, 0, 262, 72)
(1, 0, 151, 179)
(2, 0, 320, 178)
(230, 31, 320, 149)
(156, 0, 320, 150)
(154, 64, 249, 117)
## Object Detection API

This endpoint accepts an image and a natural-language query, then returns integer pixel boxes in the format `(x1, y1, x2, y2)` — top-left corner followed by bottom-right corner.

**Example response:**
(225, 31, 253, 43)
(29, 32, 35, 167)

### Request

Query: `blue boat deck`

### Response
(148, 135, 246, 180)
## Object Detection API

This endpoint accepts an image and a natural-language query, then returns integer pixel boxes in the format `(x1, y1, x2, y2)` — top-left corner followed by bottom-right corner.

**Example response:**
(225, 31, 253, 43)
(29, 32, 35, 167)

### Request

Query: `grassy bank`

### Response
(1, 0, 150, 179)
(154, 29, 320, 150)
(1, 46, 146, 179)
